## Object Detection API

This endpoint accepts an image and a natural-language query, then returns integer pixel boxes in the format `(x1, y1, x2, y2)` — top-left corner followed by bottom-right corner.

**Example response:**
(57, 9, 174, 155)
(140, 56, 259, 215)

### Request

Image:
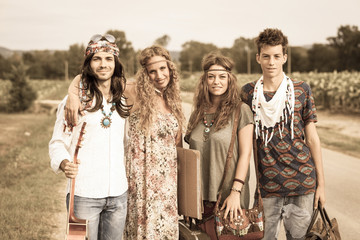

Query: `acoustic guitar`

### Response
(65, 122, 88, 240)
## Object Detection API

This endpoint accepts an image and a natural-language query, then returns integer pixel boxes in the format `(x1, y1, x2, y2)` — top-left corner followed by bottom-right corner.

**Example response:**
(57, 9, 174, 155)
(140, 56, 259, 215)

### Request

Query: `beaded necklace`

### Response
(100, 102, 116, 128)
(203, 112, 215, 141)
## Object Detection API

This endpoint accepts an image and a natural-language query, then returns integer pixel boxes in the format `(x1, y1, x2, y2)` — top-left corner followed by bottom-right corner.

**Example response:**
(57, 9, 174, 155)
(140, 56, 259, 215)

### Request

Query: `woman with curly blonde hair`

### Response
(124, 45, 185, 239)
(185, 52, 254, 239)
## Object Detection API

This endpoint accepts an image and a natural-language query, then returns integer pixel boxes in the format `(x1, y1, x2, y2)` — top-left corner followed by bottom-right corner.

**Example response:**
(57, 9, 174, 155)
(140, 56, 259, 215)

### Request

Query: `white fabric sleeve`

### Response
(48, 96, 73, 173)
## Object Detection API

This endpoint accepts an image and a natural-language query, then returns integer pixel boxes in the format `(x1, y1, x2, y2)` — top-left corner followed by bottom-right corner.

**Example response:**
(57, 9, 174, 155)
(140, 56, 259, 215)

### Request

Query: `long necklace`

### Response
(203, 112, 215, 141)
(100, 102, 116, 128)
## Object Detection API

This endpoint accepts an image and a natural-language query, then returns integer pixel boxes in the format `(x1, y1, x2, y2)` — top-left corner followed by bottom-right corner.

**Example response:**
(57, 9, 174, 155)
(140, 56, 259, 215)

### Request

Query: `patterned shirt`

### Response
(242, 79, 317, 198)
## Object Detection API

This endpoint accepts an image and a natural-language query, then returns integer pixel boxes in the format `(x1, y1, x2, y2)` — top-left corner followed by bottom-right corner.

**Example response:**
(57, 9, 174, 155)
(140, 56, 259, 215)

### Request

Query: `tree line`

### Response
(0, 25, 359, 80)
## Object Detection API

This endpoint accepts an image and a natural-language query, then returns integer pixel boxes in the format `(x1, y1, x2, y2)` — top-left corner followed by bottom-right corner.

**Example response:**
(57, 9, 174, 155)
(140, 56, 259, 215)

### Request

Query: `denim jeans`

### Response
(262, 193, 314, 240)
(66, 191, 127, 240)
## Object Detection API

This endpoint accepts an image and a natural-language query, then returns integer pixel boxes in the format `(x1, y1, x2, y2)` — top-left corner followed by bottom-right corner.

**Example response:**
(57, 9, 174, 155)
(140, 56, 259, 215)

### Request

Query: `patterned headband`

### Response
(85, 40, 120, 57)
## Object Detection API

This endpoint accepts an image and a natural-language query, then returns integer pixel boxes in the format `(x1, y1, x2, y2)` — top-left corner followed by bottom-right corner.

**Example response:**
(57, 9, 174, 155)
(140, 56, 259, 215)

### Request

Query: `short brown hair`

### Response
(255, 28, 288, 54)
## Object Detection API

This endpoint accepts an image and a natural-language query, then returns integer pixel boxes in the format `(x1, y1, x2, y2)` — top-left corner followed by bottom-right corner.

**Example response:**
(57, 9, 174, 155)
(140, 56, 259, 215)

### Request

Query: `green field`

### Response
(180, 71, 360, 113)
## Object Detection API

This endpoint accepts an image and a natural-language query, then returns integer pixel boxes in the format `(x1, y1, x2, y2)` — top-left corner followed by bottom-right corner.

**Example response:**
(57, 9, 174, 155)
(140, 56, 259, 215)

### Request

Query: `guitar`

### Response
(65, 122, 88, 240)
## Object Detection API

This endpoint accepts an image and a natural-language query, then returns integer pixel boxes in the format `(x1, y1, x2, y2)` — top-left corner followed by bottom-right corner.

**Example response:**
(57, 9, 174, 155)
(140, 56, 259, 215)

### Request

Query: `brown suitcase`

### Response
(177, 147, 203, 219)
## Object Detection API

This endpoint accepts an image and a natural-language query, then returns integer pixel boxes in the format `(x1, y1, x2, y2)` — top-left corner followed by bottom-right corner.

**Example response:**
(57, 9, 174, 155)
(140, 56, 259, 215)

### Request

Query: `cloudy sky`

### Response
(1, 0, 359, 51)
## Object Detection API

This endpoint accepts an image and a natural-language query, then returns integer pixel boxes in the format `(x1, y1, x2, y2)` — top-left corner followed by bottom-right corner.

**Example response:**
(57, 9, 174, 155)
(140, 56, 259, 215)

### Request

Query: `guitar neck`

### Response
(68, 122, 87, 224)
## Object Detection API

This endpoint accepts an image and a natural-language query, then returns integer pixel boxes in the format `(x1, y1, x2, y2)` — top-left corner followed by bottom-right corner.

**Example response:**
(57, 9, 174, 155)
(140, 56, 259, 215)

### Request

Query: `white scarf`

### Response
(252, 73, 295, 146)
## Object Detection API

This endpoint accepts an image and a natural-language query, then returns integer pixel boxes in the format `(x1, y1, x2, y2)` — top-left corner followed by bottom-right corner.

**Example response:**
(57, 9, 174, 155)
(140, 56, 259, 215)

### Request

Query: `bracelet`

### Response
(231, 187, 242, 194)
(233, 178, 245, 185)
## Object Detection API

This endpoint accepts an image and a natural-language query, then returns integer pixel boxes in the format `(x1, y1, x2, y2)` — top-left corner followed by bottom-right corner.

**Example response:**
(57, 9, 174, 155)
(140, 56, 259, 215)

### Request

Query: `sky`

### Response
(1, 0, 360, 52)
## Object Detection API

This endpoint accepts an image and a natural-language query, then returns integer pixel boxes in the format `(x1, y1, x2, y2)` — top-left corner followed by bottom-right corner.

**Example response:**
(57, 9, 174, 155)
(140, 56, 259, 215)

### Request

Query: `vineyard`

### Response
(0, 72, 359, 113)
(180, 71, 360, 113)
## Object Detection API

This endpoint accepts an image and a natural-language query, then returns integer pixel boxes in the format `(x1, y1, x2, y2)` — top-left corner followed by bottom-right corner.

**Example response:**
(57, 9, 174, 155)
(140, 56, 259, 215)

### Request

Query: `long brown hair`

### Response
(136, 45, 185, 133)
(81, 53, 131, 118)
(186, 52, 241, 137)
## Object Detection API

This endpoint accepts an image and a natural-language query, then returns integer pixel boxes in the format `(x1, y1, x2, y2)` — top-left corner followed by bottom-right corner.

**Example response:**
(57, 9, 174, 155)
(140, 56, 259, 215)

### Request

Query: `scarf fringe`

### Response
(253, 74, 295, 146)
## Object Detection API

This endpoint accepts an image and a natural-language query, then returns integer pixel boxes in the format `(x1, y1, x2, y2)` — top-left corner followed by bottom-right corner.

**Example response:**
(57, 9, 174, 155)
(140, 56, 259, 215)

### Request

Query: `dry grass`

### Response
(0, 113, 66, 239)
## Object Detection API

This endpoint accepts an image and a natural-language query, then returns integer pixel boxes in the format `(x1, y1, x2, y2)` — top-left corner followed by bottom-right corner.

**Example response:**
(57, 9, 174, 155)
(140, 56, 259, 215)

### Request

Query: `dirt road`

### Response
(182, 102, 359, 239)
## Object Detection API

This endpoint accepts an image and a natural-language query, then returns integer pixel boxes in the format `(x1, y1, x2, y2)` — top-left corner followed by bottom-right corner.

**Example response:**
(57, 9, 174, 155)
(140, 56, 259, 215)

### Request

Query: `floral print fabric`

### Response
(124, 111, 179, 239)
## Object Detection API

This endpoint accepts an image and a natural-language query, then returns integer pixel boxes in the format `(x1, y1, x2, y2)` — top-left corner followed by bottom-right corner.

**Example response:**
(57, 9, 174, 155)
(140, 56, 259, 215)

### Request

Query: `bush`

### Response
(4, 63, 37, 112)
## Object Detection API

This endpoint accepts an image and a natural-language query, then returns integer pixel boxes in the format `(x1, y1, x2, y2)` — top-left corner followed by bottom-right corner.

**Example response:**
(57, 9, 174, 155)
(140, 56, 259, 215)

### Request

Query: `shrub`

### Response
(5, 63, 37, 112)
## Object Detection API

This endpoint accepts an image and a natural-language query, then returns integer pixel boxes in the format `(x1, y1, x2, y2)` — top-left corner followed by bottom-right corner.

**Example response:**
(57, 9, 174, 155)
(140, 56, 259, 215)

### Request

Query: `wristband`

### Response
(231, 187, 242, 194)
(233, 178, 245, 185)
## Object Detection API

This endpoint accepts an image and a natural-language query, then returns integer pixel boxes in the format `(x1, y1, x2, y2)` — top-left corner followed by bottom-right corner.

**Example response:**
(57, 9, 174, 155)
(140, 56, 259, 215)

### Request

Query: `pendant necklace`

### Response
(100, 102, 116, 128)
(203, 112, 214, 141)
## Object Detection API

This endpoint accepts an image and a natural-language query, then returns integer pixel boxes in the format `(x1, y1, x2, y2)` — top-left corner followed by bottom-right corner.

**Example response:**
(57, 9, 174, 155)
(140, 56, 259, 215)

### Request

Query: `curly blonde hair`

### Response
(136, 45, 185, 133)
(186, 52, 241, 137)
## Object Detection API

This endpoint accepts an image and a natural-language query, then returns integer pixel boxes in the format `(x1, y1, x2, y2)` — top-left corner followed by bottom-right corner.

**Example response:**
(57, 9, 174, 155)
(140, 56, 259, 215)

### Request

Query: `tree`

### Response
(154, 35, 171, 47)
(230, 37, 259, 73)
(5, 62, 37, 112)
(67, 44, 84, 78)
(106, 30, 136, 75)
(289, 46, 310, 72)
(179, 41, 218, 72)
(328, 25, 360, 71)
(307, 44, 338, 72)
(0, 54, 11, 79)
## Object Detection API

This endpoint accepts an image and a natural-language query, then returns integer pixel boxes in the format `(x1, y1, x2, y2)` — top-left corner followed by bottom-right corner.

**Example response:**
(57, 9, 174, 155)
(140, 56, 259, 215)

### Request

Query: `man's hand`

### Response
(60, 159, 80, 179)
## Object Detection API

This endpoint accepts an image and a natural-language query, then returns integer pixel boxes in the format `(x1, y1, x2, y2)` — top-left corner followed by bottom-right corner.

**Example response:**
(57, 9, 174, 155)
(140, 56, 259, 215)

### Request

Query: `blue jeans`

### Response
(262, 193, 314, 240)
(66, 191, 127, 240)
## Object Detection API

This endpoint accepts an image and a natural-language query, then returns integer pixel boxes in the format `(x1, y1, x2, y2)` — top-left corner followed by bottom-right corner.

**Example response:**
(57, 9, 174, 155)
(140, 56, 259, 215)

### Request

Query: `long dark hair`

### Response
(81, 53, 132, 118)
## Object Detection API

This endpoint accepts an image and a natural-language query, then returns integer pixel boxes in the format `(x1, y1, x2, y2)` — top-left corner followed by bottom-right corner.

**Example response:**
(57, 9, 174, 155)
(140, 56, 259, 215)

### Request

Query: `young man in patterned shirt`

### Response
(241, 28, 325, 240)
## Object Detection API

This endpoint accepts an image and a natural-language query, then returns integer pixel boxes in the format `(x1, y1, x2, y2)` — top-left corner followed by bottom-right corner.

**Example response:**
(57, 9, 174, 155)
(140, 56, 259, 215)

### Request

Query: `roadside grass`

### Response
(0, 113, 66, 239)
(317, 126, 360, 159)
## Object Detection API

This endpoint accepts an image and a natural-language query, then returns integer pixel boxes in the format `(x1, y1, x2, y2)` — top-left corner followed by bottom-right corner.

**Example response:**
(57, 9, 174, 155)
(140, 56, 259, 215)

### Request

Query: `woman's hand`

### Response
(65, 91, 83, 126)
(65, 74, 83, 126)
(221, 190, 243, 223)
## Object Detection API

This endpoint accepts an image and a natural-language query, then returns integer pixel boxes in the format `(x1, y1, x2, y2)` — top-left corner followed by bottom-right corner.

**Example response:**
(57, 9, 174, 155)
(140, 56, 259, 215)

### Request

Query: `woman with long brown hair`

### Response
(185, 52, 254, 239)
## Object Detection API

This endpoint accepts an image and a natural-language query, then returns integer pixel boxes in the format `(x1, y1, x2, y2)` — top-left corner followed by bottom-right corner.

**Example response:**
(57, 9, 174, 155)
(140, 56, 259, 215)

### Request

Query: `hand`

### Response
(314, 184, 326, 209)
(64, 94, 83, 126)
(221, 191, 243, 223)
(60, 159, 80, 179)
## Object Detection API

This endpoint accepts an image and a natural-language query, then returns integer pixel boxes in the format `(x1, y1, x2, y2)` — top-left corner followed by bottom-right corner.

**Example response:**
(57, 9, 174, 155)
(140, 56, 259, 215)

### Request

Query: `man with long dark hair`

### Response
(49, 34, 131, 240)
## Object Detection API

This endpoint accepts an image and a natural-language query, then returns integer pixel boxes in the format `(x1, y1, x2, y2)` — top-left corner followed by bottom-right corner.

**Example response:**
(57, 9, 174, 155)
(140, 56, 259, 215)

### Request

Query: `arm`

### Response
(49, 97, 80, 179)
(221, 123, 254, 222)
(124, 80, 138, 113)
(65, 74, 82, 126)
(305, 122, 325, 209)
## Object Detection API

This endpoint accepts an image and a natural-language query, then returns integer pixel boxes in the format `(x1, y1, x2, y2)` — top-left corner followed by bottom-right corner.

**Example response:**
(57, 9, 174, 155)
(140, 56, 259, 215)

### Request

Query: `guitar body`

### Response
(65, 122, 88, 240)
(66, 222, 88, 240)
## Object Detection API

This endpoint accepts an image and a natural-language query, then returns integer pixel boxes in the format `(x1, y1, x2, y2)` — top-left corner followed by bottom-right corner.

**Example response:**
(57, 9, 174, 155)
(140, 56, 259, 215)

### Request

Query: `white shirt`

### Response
(49, 96, 128, 198)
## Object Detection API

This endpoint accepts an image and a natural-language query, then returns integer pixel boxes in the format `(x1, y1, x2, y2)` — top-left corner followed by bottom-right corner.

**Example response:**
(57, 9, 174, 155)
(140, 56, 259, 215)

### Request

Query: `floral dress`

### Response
(124, 111, 179, 240)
